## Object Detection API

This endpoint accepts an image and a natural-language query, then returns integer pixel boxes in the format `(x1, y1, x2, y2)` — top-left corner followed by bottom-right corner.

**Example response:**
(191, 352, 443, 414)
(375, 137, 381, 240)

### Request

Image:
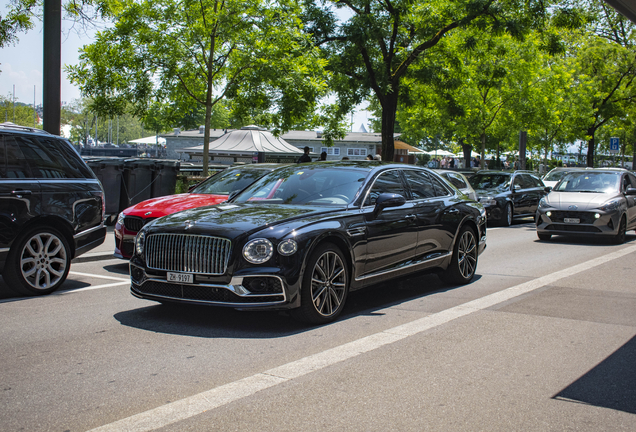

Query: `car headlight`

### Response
(135, 230, 146, 256)
(539, 197, 551, 209)
(479, 197, 497, 206)
(278, 238, 298, 256)
(117, 212, 125, 226)
(243, 238, 273, 264)
(598, 199, 620, 211)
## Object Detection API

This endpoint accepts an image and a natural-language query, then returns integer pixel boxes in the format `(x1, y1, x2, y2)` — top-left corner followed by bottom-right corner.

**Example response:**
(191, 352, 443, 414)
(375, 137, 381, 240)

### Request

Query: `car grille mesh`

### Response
(145, 234, 231, 275)
(548, 211, 595, 224)
(124, 216, 157, 232)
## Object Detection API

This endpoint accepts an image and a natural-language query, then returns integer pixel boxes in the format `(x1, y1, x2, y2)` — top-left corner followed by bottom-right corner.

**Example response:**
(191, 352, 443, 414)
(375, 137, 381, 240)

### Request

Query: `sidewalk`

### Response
(72, 225, 118, 263)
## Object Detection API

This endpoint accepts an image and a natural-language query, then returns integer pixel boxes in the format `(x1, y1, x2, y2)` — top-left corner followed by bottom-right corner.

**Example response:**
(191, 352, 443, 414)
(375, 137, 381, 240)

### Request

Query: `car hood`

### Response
(123, 193, 228, 218)
(473, 187, 508, 197)
(143, 203, 345, 240)
(544, 192, 619, 210)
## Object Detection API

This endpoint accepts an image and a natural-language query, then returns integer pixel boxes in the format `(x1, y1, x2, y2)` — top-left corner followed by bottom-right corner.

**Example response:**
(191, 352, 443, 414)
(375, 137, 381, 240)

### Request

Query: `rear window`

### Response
(16, 135, 94, 179)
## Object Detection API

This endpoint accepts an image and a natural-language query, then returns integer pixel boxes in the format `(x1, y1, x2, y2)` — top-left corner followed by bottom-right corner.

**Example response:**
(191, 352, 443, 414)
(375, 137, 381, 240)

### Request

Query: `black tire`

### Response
(439, 226, 478, 285)
(500, 203, 513, 227)
(537, 233, 551, 241)
(3, 227, 71, 296)
(291, 243, 349, 325)
(613, 216, 627, 245)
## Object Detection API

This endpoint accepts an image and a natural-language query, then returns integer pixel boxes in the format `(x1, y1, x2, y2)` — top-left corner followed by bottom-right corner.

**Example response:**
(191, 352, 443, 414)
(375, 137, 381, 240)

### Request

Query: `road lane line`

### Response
(88, 243, 636, 432)
(57, 281, 130, 294)
(69, 271, 129, 282)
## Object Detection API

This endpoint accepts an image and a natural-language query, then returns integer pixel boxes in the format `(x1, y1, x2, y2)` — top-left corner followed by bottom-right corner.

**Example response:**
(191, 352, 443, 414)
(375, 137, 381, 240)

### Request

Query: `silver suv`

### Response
(536, 168, 636, 243)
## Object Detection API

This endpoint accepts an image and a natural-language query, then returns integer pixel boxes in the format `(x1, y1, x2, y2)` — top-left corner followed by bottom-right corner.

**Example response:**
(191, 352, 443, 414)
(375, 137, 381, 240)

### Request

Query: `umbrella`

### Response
(426, 149, 456, 157)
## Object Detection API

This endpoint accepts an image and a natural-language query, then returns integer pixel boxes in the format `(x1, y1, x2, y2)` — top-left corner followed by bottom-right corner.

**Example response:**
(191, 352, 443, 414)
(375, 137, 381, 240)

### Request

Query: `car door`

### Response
(510, 174, 528, 215)
(521, 174, 546, 215)
(0, 134, 41, 251)
(402, 169, 453, 261)
(623, 173, 636, 228)
(361, 169, 418, 278)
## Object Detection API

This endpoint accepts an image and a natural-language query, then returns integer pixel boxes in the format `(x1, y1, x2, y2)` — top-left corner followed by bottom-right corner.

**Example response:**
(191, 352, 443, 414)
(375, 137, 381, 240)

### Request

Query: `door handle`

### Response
(11, 190, 32, 197)
(447, 208, 459, 213)
(405, 214, 416, 220)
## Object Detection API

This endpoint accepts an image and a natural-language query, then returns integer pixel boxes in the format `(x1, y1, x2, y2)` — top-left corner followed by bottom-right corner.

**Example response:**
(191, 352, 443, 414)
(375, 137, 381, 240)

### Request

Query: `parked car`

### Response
(114, 164, 282, 259)
(129, 162, 487, 324)
(542, 167, 583, 188)
(536, 168, 636, 243)
(0, 122, 106, 295)
(468, 170, 547, 226)
(435, 170, 478, 201)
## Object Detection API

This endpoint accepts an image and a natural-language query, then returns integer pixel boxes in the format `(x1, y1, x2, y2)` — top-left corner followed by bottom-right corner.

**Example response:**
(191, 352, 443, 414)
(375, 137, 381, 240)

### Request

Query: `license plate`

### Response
(167, 272, 193, 283)
(564, 218, 580, 224)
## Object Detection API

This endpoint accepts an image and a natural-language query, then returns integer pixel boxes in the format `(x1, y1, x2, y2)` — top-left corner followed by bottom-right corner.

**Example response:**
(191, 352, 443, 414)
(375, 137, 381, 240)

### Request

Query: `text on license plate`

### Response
(564, 218, 580, 224)
(167, 272, 193, 283)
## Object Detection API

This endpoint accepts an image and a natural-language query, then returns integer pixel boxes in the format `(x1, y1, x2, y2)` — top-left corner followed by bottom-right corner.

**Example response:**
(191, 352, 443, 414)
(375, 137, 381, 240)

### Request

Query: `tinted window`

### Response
(403, 170, 436, 199)
(445, 173, 468, 189)
(520, 174, 539, 188)
(0, 135, 33, 178)
(365, 170, 406, 206)
(469, 173, 511, 189)
(192, 168, 269, 194)
(16, 136, 93, 179)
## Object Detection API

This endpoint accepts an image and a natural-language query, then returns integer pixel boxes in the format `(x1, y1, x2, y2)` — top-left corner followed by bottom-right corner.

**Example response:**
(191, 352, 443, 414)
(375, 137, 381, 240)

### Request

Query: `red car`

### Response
(114, 164, 281, 259)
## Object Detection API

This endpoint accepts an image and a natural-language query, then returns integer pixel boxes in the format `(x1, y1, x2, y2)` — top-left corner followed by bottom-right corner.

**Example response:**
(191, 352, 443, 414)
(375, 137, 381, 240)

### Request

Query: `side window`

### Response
(16, 136, 93, 179)
(430, 174, 452, 197)
(364, 170, 406, 206)
(403, 170, 436, 199)
(447, 173, 468, 189)
(0, 135, 33, 178)
(513, 175, 524, 188)
(621, 174, 632, 192)
(628, 174, 636, 189)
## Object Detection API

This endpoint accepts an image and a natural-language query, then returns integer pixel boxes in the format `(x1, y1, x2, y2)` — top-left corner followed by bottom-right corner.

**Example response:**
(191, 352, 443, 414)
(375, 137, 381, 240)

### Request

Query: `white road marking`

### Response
(57, 281, 130, 294)
(83, 243, 636, 432)
(69, 271, 129, 282)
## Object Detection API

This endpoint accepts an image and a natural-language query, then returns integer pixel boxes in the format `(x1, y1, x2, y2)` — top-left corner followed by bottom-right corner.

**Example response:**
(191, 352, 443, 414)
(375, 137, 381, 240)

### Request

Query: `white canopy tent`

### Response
(129, 136, 166, 145)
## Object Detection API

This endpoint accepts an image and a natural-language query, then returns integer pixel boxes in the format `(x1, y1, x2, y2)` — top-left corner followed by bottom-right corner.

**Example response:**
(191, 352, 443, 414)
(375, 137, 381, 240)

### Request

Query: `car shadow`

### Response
(553, 334, 636, 414)
(103, 262, 131, 275)
(533, 233, 636, 246)
(113, 271, 472, 338)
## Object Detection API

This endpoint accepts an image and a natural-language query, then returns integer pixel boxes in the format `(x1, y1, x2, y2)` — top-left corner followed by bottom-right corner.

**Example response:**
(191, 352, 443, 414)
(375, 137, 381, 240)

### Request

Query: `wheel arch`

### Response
(11, 216, 76, 258)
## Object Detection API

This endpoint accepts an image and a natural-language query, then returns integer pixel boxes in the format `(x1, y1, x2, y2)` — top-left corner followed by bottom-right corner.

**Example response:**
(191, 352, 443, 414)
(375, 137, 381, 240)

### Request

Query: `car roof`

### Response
(0, 122, 55, 137)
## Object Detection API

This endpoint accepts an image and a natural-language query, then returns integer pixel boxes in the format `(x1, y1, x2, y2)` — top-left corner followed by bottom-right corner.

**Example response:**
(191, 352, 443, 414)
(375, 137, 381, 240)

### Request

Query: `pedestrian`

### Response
(366, 154, 374, 161)
(374, 154, 382, 161)
(320, 151, 327, 161)
(297, 146, 311, 163)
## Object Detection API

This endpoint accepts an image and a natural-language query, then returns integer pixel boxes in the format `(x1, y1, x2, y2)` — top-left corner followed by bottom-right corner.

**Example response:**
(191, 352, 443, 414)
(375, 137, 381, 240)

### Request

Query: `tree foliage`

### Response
(68, 0, 329, 175)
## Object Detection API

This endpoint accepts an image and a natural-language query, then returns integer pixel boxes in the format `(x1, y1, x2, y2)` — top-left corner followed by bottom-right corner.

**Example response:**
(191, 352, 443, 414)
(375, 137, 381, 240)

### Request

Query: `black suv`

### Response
(0, 123, 106, 295)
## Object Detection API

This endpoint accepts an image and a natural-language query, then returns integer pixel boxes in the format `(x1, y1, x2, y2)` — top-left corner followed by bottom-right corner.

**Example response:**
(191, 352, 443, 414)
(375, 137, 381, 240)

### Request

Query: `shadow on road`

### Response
(113, 271, 468, 337)
(553, 335, 636, 414)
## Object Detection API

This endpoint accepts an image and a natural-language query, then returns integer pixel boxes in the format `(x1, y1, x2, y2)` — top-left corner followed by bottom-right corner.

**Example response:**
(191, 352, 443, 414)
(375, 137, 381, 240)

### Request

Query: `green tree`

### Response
(303, 0, 580, 162)
(68, 0, 328, 175)
(0, 94, 39, 126)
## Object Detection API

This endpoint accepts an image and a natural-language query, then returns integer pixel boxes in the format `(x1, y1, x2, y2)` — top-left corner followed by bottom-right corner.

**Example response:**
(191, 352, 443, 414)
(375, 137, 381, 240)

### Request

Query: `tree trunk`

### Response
(480, 132, 486, 169)
(380, 91, 398, 162)
(461, 139, 471, 169)
(203, 103, 212, 176)
(586, 126, 596, 168)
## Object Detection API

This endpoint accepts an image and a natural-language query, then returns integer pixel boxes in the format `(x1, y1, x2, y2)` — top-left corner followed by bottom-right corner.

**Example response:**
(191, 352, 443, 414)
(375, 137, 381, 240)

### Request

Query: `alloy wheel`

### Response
(310, 251, 347, 317)
(456, 230, 477, 279)
(19, 232, 68, 290)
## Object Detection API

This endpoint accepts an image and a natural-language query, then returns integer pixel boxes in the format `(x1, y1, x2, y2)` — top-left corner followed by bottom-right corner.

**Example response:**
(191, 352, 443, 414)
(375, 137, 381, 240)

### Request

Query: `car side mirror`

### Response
(544, 186, 552, 193)
(513, 184, 521, 191)
(372, 193, 406, 219)
(626, 187, 636, 196)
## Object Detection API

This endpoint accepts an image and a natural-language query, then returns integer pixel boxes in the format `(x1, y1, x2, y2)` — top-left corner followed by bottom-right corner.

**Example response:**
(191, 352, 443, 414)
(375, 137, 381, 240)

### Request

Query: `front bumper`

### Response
(536, 209, 622, 236)
(129, 261, 300, 310)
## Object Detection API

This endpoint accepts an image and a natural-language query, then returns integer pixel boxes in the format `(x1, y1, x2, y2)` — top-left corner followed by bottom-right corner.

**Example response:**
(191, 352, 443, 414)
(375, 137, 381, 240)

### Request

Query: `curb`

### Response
(72, 253, 122, 264)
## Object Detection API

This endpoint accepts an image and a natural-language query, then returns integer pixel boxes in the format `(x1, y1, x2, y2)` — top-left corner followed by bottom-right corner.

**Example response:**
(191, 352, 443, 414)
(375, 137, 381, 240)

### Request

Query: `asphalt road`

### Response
(1, 221, 635, 431)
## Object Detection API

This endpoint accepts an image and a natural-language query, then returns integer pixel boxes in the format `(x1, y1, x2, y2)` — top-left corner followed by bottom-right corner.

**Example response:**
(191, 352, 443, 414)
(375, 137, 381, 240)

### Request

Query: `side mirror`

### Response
(626, 187, 636, 196)
(372, 193, 406, 219)
(544, 186, 552, 193)
(513, 184, 522, 191)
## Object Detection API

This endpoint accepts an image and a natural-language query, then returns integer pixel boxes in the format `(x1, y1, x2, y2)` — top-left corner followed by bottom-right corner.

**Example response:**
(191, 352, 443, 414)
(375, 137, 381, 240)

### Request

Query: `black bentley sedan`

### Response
(468, 170, 547, 226)
(129, 162, 487, 324)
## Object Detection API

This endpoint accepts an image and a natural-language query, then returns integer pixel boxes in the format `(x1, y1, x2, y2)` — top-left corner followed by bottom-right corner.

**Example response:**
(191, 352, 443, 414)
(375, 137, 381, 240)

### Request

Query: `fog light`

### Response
(546, 211, 551, 217)
(595, 213, 601, 219)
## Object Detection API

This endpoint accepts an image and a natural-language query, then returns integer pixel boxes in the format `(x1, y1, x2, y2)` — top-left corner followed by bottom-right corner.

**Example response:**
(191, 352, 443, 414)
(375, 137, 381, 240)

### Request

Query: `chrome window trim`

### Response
(359, 168, 407, 208)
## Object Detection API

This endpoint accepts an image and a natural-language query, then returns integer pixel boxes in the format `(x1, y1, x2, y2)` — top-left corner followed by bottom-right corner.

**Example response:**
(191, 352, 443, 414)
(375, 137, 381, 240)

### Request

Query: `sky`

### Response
(0, 15, 373, 132)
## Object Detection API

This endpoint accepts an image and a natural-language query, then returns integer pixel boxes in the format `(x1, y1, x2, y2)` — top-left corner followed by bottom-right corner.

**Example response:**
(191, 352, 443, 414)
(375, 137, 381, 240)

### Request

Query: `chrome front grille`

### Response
(145, 234, 231, 275)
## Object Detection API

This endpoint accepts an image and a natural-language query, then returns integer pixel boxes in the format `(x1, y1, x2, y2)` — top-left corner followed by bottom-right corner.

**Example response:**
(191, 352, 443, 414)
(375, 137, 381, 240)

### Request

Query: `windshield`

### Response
(553, 172, 620, 193)
(190, 167, 269, 195)
(234, 165, 369, 205)
(544, 170, 572, 182)
(468, 173, 511, 190)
